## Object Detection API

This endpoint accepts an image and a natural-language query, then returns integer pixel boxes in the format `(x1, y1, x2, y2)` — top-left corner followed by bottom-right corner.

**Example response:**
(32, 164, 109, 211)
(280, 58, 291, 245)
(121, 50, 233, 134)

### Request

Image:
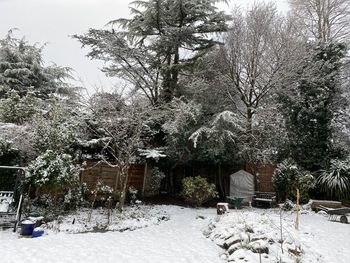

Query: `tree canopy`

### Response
(74, 0, 229, 105)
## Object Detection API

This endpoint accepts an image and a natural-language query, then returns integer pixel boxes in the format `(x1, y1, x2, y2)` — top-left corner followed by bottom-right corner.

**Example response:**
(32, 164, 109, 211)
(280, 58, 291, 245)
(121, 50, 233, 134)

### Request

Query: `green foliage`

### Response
(272, 159, 315, 203)
(33, 105, 78, 155)
(74, 0, 229, 104)
(27, 150, 83, 211)
(280, 42, 347, 171)
(0, 30, 72, 99)
(189, 110, 242, 163)
(181, 176, 217, 206)
(145, 166, 165, 196)
(162, 98, 202, 163)
(28, 150, 80, 191)
(318, 158, 350, 199)
(0, 90, 38, 124)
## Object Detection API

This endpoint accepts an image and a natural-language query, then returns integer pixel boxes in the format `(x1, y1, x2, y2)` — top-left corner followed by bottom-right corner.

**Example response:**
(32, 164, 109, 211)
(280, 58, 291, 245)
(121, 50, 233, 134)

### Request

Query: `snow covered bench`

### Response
(0, 191, 14, 213)
(252, 192, 276, 208)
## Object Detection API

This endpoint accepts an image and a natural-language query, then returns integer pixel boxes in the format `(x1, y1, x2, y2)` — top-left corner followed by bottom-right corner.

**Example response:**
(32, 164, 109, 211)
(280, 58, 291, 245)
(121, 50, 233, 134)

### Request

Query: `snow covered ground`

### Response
(0, 206, 349, 263)
(0, 206, 222, 263)
(205, 208, 350, 262)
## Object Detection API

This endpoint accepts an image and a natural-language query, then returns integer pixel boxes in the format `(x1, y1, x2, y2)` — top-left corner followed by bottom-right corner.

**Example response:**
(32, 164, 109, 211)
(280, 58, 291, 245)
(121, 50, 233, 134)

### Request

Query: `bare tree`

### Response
(219, 2, 301, 139)
(289, 0, 350, 42)
(85, 93, 147, 211)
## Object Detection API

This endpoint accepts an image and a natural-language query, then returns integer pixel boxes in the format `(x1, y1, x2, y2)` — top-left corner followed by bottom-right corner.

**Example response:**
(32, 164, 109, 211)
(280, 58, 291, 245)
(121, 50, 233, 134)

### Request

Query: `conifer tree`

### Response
(74, 0, 229, 105)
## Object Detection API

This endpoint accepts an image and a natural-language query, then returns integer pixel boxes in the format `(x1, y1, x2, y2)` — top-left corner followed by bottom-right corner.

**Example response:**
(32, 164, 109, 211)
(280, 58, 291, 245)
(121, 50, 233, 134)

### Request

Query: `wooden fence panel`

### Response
(245, 163, 276, 192)
(80, 161, 145, 192)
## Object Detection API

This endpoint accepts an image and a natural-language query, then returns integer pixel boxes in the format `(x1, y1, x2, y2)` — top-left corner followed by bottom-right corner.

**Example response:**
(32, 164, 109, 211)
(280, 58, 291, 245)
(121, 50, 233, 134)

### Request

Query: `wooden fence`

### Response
(245, 163, 276, 192)
(80, 161, 146, 192)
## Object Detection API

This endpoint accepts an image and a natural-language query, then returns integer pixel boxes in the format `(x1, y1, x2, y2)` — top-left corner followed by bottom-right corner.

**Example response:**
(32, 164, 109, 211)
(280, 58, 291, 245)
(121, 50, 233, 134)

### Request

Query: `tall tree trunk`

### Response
(118, 165, 130, 211)
(246, 107, 253, 139)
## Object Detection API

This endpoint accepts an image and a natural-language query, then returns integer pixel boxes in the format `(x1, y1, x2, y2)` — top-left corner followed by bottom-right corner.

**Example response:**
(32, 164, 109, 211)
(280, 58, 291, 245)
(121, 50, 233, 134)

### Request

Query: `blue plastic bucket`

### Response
(21, 221, 36, 236)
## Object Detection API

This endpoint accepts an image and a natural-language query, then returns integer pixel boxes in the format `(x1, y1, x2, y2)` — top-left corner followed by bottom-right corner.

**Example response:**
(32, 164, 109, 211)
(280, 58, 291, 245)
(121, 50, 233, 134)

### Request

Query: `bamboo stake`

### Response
(295, 188, 300, 231)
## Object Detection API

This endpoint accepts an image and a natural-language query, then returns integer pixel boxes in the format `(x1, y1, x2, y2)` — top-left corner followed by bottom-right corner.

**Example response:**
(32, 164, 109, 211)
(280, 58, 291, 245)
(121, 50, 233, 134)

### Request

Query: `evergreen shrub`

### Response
(181, 176, 217, 206)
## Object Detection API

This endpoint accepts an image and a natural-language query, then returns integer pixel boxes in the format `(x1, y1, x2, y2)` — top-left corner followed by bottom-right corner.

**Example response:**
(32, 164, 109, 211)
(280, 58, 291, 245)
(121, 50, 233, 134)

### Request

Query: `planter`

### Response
(21, 220, 36, 236)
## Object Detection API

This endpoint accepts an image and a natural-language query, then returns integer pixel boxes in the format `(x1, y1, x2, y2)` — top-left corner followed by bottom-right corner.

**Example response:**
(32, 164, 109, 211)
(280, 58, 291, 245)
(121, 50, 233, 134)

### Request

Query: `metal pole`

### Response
(0, 166, 26, 171)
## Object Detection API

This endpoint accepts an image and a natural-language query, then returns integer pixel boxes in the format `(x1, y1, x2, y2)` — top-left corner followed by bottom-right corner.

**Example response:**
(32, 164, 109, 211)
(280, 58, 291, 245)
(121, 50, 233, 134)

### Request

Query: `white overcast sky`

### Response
(0, 0, 289, 93)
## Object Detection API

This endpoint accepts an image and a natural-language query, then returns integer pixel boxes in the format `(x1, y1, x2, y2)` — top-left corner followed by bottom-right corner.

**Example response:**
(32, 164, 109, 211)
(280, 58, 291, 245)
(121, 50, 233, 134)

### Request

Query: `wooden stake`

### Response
(295, 188, 300, 231)
(142, 163, 148, 197)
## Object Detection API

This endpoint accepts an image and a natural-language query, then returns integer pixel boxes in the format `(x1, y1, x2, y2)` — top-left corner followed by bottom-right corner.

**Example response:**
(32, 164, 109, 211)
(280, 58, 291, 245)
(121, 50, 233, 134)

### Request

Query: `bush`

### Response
(181, 176, 217, 206)
(318, 158, 350, 199)
(0, 90, 38, 124)
(28, 150, 82, 210)
(144, 167, 165, 196)
(273, 159, 315, 203)
(28, 150, 79, 190)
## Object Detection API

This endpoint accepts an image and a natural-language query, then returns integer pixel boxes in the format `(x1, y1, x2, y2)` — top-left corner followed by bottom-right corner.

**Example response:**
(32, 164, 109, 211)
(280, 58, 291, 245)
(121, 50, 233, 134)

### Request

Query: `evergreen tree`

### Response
(0, 30, 72, 99)
(280, 42, 347, 171)
(74, 0, 229, 105)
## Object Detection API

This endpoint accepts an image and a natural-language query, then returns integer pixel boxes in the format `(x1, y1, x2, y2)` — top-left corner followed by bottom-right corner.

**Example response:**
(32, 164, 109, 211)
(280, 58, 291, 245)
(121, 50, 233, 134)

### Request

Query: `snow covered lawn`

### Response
(0, 206, 349, 263)
(0, 206, 222, 263)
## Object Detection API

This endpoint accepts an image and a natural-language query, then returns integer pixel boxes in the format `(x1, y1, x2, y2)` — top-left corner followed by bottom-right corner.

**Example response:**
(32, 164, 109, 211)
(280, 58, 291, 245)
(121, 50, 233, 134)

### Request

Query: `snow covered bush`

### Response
(33, 105, 78, 155)
(144, 166, 165, 196)
(0, 122, 35, 163)
(127, 186, 138, 205)
(28, 150, 80, 195)
(0, 90, 39, 124)
(181, 176, 217, 206)
(273, 159, 315, 203)
(318, 158, 350, 199)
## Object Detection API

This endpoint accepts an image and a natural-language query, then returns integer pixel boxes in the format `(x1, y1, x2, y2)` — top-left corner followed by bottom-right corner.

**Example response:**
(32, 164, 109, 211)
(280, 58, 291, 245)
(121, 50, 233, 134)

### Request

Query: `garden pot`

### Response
(21, 220, 36, 236)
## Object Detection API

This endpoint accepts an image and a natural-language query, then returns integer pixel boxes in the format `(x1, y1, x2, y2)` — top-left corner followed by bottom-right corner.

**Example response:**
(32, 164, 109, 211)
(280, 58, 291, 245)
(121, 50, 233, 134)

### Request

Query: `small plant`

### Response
(181, 176, 217, 206)
(128, 186, 138, 205)
(318, 157, 350, 199)
(87, 179, 113, 222)
(272, 159, 315, 203)
(145, 167, 165, 196)
(244, 224, 254, 233)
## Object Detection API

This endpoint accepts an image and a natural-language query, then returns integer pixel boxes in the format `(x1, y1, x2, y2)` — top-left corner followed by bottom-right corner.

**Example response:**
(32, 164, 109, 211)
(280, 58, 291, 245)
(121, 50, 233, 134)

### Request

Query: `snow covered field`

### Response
(0, 206, 349, 263)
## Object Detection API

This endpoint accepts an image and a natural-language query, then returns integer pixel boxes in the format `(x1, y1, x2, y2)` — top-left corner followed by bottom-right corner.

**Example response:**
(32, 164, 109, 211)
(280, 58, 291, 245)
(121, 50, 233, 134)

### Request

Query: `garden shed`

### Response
(230, 170, 255, 203)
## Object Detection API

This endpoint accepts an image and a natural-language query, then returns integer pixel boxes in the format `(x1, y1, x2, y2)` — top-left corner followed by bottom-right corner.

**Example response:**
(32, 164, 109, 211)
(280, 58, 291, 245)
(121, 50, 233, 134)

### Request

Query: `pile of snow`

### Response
(203, 209, 322, 262)
(44, 205, 169, 234)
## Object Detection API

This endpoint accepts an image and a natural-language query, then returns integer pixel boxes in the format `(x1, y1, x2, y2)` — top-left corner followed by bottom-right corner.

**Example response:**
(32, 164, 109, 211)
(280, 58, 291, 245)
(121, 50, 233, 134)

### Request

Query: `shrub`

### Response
(181, 176, 217, 206)
(318, 158, 350, 199)
(145, 167, 165, 196)
(0, 90, 38, 124)
(28, 150, 80, 190)
(273, 159, 315, 203)
(28, 150, 82, 210)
